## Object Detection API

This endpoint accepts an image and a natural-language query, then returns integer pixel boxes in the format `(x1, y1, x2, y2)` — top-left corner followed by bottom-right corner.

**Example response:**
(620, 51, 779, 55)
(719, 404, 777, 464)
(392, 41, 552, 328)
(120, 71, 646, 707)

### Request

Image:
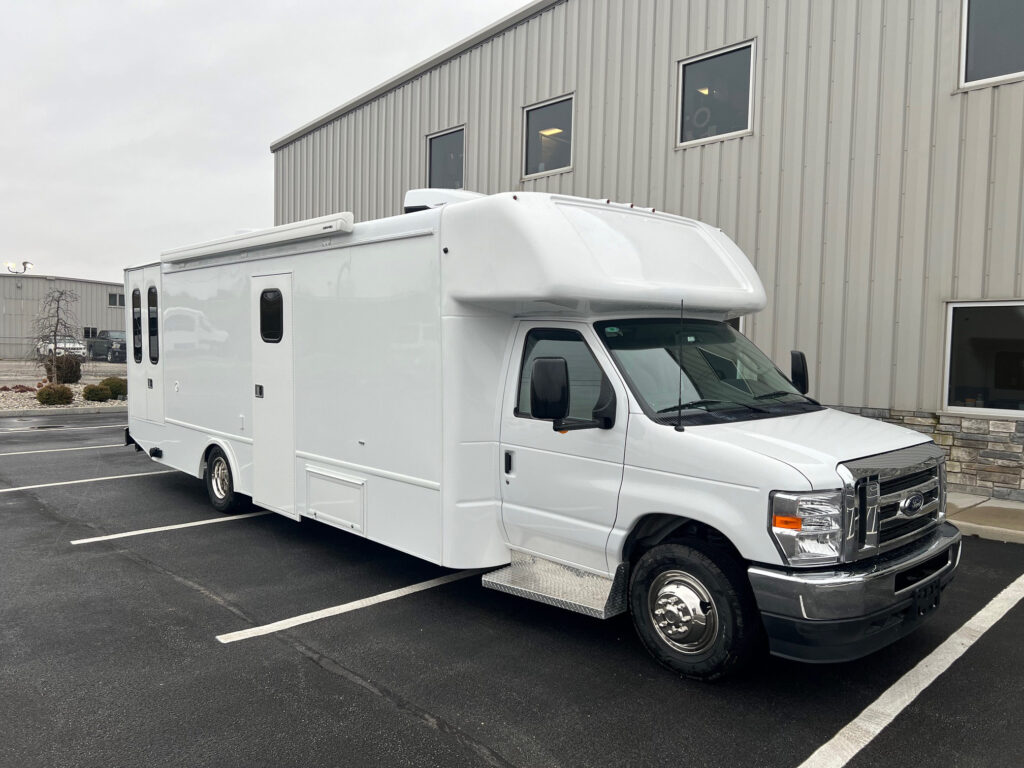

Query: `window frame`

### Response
(942, 299, 1024, 418)
(259, 288, 284, 344)
(147, 285, 159, 364)
(521, 94, 575, 181)
(426, 125, 466, 190)
(513, 326, 609, 421)
(959, 0, 1024, 89)
(676, 39, 756, 150)
(132, 289, 142, 363)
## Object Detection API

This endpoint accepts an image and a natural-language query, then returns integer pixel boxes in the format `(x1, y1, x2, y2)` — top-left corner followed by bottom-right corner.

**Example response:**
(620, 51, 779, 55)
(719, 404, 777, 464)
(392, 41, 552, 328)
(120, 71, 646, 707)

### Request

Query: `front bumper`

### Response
(748, 522, 962, 662)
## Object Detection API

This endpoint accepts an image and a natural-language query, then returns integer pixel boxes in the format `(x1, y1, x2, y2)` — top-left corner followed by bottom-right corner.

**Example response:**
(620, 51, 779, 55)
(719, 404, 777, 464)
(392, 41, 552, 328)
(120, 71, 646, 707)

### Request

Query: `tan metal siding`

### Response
(273, 0, 1024, 413)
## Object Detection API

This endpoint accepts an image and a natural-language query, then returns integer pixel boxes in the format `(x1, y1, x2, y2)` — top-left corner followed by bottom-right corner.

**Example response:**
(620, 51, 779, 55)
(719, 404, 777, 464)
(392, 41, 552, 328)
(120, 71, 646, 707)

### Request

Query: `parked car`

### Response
(36, 336, 86, 359)
(89, 330, 127, 362)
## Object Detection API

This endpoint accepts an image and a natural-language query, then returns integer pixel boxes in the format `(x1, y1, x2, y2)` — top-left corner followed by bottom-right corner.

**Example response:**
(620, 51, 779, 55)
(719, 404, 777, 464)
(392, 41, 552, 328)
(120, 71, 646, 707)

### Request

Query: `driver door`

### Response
(498, 322, 628, 574)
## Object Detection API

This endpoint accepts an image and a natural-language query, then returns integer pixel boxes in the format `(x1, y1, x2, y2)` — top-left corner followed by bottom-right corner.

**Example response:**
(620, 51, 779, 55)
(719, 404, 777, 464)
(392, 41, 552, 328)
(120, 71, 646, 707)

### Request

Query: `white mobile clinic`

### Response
(125, 190, 960, 679)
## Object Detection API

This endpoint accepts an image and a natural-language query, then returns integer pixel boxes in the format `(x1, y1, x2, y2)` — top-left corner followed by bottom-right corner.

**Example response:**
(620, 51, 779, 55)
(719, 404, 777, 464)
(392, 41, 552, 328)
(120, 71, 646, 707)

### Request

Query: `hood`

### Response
(687, 407, 931, 488)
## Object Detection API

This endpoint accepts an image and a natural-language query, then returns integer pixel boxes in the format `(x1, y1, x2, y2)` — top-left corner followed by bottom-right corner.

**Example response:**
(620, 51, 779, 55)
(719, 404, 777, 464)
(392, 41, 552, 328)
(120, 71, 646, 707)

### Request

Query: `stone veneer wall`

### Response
(832, 407, 1024, 501)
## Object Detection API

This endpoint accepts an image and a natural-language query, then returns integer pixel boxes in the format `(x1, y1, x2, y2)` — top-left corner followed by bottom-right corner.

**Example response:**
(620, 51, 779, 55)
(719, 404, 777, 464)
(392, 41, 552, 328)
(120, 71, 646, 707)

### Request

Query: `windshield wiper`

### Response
(753, 390, 821, 405)
(658, 399, 766, 415)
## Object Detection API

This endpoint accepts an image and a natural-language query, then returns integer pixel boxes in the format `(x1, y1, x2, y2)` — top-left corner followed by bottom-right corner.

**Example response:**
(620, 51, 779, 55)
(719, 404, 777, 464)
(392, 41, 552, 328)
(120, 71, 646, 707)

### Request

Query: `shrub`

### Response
(36, 384, 74, 405)
(82, 384, 112, 402)
(99, 377, 127, 398)
(42, 355, 82, 384)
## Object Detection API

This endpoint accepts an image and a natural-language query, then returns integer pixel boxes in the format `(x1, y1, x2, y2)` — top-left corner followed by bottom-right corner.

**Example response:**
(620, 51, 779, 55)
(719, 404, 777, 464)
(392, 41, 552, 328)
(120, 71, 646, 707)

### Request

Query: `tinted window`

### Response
(428, 129, 464, 189)
(517, 329, 606, 421)
(260, 289, 283, 343)
(964, 0, 1024, 83)
(948, 304, 1024, 411)
(524, 98, 573, 177)
(147, 286, 159, 363)
(680, 44, 752, 144)
(132, 289, 142, 363)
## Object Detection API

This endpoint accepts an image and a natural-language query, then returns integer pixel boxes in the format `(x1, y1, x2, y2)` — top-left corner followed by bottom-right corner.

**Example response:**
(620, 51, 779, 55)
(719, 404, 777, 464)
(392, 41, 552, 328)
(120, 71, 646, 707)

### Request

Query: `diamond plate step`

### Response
(482, 551, 628, 619)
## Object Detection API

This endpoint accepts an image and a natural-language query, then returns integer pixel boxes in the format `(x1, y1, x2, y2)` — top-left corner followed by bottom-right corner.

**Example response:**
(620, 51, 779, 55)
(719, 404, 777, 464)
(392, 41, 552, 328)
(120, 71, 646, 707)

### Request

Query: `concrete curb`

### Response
(953, 521, 1024, 545)
(0, 405, 128, 418)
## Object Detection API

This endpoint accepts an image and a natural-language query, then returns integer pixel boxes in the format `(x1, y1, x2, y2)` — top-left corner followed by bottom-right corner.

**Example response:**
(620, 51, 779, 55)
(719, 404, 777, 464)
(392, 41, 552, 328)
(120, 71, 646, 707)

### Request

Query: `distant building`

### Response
(270, 0, 1024, 499)
(0, 274, 125, 359)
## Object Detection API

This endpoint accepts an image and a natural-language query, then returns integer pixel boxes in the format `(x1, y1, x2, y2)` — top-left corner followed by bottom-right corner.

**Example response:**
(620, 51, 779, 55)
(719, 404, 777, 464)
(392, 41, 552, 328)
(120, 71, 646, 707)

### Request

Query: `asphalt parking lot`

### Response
(1, 412, 1022, 768)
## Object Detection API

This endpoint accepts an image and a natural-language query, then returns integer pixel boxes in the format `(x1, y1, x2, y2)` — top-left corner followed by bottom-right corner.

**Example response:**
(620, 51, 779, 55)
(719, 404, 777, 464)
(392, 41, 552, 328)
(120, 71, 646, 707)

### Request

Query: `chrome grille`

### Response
(838, 443, 946, 562)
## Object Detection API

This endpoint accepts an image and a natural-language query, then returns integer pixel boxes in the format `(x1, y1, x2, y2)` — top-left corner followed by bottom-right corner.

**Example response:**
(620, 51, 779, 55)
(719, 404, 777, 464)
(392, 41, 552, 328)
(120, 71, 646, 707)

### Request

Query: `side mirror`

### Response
(530, 357, 570, 421)
(790, 350, 809, 395)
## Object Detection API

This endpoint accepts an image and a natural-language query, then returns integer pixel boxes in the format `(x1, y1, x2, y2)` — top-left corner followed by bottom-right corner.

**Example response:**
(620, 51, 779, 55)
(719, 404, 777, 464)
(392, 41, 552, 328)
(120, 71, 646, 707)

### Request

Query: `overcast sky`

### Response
(1, 0, 528, 284)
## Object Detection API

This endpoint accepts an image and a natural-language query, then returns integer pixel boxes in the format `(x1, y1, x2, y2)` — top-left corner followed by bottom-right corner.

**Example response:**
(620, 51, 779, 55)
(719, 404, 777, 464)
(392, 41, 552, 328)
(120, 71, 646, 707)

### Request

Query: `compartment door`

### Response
(251, 274, 297, 518)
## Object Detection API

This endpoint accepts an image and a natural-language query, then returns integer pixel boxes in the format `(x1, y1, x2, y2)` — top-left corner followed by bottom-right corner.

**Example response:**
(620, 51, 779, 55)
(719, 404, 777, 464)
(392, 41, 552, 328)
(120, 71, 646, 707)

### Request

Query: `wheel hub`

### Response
(649, 570, 718, 654)
(211, 457, 230, 499)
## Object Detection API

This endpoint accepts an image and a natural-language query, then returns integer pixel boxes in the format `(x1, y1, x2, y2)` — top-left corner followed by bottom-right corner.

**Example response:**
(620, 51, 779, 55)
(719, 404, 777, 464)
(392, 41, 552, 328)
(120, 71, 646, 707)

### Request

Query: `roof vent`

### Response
(403, 188, 485, 214)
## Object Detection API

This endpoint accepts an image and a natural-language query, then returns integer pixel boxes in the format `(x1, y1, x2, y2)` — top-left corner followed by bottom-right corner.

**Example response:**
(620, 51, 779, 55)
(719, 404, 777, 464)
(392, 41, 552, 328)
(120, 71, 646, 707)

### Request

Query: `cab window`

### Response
(516, 328, 609, 421)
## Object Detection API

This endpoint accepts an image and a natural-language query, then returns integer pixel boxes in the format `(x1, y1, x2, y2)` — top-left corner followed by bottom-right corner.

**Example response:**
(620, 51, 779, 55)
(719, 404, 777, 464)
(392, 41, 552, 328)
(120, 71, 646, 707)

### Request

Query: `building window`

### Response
(109, 292, 124, 307)
(132, 289, 142, 363)
(678, 42, 754, 147)
(523, 96, 573, 178)
(945, 302, 1024, 414)
(961, 0, 1024, 87)
(147, 286, 159, 364)
(428, 127, 464, 189)
(259, 289, 284, 343)
(83, 327, 97, 339)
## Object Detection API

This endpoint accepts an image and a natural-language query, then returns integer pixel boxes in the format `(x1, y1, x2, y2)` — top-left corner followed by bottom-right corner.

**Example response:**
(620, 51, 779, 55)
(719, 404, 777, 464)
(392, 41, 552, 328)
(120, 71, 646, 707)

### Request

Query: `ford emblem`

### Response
(900, 492, 926, 517)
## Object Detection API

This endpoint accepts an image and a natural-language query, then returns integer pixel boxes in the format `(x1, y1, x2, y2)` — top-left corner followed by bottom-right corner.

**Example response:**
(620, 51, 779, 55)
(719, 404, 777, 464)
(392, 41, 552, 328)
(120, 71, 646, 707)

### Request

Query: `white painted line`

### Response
(0, 470, 175, 494)
(0, 443, 122, 457)
(217, 570, 480, 644)
(798, 571, 1024, 768)
(0, 424, 127, 433)
(71, 511, 272, 545)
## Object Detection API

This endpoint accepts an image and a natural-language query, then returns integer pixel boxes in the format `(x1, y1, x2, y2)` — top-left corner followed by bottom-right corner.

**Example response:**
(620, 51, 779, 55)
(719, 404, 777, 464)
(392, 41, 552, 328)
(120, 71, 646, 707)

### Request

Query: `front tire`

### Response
(205, 446, 244, 513)
(629, 540, 764, 681)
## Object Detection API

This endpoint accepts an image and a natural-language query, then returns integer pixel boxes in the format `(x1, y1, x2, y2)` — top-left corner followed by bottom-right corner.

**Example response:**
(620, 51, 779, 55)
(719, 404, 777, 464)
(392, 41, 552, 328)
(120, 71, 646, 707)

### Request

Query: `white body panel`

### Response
(125, 192, 932, 576)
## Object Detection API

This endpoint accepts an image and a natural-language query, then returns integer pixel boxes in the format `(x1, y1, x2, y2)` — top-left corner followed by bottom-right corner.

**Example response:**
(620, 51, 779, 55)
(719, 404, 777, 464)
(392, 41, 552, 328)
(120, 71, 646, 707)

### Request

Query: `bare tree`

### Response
(34, 288, 81, 384)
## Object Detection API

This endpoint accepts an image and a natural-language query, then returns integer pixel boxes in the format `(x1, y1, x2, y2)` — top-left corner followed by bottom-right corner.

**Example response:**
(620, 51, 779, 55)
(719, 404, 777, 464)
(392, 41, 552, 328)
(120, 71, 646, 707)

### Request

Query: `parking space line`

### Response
(798, 571, 1024, 768)
(71, 511, 272, 545)
(0, 470, 175, 494)
(216, 570, 481, 644)
(0, 444, 123, 457)
(0, 424, 127, 433)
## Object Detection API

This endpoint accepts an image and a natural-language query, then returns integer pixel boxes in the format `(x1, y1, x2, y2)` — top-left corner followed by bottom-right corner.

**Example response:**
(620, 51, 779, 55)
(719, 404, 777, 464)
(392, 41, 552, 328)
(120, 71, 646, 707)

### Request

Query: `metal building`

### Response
(270, 0, 1024, 499)
(0, 274, 126, 359)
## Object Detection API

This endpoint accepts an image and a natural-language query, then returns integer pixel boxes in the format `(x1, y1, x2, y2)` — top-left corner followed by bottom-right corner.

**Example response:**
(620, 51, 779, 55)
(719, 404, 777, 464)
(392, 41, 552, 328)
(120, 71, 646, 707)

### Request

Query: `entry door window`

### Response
(132, 289, 142, 363)
(516, 328, 608, 421)
(147, 287, 159, 363)
(260, 289, 284, 343)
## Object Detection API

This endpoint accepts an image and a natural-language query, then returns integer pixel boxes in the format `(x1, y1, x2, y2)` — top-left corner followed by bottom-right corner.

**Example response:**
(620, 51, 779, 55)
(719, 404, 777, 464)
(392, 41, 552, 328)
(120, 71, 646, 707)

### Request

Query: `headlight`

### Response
(112, 342, 122, 349)
(769, 490, 844, 566)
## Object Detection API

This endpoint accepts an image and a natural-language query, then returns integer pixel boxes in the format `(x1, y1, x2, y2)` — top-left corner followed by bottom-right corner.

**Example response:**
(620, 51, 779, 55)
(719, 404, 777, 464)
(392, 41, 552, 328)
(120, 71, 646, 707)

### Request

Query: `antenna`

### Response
(677, 298, 684, 431)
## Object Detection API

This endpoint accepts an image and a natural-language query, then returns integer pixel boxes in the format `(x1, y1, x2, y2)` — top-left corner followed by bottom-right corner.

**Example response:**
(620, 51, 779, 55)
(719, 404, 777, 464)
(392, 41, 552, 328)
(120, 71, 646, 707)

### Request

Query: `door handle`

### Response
(504, 451, 513, 474)
(255, 384, 264, 398)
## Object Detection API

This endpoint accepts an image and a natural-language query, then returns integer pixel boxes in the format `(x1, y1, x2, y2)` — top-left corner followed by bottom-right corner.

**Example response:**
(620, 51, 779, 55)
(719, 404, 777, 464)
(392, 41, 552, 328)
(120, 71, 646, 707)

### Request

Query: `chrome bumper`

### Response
(748, 522, 961, 622)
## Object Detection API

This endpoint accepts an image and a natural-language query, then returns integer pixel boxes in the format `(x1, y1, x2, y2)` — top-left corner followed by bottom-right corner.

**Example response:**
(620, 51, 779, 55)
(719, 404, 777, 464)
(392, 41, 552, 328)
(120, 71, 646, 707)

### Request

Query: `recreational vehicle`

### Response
(125, 190, 961, 679)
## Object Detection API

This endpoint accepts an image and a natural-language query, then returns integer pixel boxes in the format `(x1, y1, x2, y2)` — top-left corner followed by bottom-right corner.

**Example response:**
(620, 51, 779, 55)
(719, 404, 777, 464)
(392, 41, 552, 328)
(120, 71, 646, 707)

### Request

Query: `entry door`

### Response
(499, 323, 628, 574)
(251, 274, 297, 518)
(143, 266, 163, 423)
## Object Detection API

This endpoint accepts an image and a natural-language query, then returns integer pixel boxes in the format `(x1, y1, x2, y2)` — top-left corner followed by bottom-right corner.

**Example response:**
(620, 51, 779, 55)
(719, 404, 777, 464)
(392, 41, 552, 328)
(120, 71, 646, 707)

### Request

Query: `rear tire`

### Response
(629, 540, 764, 681)
(205, 446, 244, 513)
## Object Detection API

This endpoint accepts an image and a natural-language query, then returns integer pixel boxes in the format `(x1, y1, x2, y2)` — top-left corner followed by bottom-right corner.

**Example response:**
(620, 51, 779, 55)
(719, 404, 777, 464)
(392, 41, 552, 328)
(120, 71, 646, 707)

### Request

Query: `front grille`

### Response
(840, 443, 946, 561)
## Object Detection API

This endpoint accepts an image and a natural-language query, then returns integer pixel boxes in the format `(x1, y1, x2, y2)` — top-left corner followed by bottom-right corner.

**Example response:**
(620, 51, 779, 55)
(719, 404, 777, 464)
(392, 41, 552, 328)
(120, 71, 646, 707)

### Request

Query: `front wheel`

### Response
(205, 446, 244, 513)
(629, 540, 764, 681)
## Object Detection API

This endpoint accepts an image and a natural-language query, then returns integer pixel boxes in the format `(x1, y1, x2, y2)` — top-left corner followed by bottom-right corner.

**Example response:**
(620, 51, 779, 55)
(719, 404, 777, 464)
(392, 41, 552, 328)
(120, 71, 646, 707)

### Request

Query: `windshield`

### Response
(109, 331, 126, 340)
(595, 319, 821, 425)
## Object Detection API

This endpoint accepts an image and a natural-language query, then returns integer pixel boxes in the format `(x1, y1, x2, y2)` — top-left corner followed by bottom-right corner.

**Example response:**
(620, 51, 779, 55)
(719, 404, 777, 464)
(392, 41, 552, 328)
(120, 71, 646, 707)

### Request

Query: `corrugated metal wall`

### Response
(273, 0, 1024, 414)
(0, 275, 125, 358)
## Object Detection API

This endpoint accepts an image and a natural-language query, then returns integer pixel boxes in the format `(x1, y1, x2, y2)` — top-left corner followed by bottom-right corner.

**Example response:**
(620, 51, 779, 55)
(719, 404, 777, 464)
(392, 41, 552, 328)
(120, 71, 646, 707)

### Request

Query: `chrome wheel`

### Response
(210, 456, 231, 500)
(648, 569, 718, 655)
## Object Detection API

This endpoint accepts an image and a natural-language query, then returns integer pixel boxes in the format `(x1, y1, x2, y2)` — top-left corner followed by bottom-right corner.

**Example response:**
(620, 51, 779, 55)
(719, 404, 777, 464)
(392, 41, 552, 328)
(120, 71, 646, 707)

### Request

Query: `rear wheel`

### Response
(205, 446, 244, 513)
(629, 540, 764, 681)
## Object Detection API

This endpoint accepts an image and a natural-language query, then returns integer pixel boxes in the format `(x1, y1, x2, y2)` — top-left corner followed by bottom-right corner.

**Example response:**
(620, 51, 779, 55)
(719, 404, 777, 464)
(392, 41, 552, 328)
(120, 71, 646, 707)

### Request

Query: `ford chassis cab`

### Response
(125, 191, 961, 680)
